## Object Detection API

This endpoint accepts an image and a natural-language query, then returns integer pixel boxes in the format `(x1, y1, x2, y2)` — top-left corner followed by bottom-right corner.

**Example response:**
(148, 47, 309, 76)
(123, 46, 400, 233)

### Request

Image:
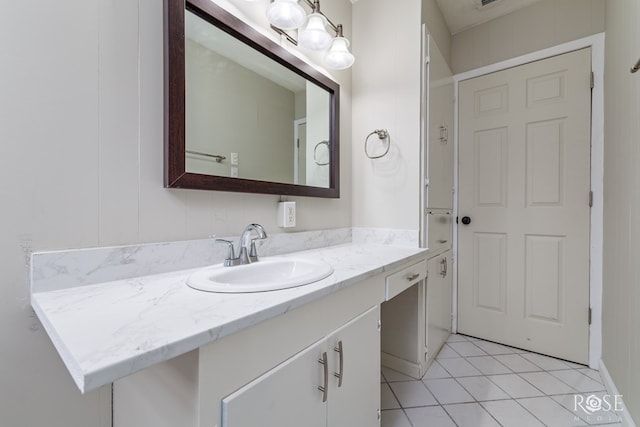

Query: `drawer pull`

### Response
(318, 352, 328, 402)
(405, 272, 420, 281)
(440, 257, 448, 278)
(333, 340, 344, 387)
(437, 239, 448, 244)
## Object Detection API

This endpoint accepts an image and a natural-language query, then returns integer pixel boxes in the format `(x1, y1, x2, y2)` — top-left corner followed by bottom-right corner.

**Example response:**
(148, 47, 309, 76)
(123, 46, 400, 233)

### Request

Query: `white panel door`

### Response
(458, 48, 592, 364)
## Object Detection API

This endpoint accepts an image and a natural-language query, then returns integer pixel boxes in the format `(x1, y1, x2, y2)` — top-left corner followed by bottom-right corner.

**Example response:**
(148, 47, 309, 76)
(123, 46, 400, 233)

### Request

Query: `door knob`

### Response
(461, 216, 471, 225)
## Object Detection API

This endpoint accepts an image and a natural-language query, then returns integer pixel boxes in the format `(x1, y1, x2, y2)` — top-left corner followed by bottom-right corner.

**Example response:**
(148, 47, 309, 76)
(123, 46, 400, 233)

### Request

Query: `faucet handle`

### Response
(215, 239, 240, 267)
(248, 239, 261, 262)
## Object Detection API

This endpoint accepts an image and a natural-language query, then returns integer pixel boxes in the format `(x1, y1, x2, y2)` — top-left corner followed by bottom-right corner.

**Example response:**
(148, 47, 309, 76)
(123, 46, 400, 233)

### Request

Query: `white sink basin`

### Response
(186, 257, 334, 293)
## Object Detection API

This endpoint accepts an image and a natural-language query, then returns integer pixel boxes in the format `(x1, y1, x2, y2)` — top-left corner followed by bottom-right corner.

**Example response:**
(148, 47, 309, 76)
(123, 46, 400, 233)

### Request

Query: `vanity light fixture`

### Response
(324, 25, 354, 70)
(298, 11, 332, 51)
(266, 0, 307, 30)
(247, 0, 354, 69)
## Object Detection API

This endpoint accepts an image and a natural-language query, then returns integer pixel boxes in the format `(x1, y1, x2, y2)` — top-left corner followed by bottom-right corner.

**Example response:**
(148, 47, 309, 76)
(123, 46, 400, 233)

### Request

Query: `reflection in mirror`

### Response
(165, 0, 340, 197)
(184, 9, 330, 188)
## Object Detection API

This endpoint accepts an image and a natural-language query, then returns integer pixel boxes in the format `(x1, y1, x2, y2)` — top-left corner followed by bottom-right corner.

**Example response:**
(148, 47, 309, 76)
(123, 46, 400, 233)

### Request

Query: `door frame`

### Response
(451, 33, 605, 369)
(293, 118, 306, 185)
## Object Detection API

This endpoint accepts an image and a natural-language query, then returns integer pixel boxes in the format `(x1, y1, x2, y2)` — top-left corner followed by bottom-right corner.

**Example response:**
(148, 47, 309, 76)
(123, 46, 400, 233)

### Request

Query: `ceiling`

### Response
(435, 0, 544, 34)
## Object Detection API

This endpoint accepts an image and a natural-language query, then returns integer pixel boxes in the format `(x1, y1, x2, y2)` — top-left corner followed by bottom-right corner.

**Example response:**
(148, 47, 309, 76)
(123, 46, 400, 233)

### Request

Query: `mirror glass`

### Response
(165, 0, 340, 198)
(185, 11, 331, 188)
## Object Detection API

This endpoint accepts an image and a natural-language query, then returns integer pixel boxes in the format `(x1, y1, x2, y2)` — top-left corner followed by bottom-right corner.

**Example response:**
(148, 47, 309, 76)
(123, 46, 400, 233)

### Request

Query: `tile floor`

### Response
(381, 334, 622, 427)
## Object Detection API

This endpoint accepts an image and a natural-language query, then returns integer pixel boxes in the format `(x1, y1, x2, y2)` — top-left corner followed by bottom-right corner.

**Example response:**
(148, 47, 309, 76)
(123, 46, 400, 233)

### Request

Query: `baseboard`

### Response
(381, 352, 423, 379)
(598, 359, 638, 427)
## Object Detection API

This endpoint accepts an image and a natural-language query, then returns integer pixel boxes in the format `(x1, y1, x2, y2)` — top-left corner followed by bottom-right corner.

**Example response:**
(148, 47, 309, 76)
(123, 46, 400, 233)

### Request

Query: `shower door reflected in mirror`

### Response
(184, 10, 331, 188)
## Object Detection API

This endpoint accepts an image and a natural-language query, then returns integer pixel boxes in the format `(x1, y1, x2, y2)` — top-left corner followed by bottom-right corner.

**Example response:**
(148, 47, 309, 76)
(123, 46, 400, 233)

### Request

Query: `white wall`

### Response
(422, 0, 452, 67)
(351, 0, 423, 230)
(0, 0, 352, 425)
(451, 0, 605, 74)
(602, 0, 640, 422)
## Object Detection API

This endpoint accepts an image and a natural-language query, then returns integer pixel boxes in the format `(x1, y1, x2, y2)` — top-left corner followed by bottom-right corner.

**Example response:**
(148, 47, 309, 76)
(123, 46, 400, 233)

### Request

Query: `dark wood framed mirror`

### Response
(164, 0, 340, 198)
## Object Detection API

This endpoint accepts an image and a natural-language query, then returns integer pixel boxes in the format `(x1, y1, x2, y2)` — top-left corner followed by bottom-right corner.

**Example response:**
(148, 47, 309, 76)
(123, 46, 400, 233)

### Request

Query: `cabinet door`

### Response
(327, 306, 380, 427)
(427, 117, 454, 209)
(426, 37, 454, 210)
(426, 253, 452, 361)
(427, 209, 453, 252)
(222, 339, 327, 427)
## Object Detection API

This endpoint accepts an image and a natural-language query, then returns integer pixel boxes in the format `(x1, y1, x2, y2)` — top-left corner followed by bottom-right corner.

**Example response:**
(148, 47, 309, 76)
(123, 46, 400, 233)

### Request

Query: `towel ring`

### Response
(313, 140, 330, 166)
(365, 129, 390, 159)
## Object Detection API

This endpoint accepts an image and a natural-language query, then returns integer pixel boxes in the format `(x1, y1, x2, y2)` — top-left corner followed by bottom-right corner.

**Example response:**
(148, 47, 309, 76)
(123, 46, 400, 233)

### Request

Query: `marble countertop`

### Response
(31, 243, 428, 393)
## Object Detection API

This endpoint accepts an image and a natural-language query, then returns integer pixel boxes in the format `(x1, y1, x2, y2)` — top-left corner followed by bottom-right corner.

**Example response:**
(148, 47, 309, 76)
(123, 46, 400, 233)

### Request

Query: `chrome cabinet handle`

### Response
(405, 272, 420, 281)
(318, 352, 328, 402)
(439, 124, 448, 144)
(440, 257, 448, 278)
(333, 341, 344, 387)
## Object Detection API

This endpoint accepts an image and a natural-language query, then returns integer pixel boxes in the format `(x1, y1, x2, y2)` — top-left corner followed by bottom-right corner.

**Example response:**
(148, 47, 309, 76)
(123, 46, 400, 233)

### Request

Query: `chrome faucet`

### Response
(238, 223, 268, 264)
(214, 223, 268, 267)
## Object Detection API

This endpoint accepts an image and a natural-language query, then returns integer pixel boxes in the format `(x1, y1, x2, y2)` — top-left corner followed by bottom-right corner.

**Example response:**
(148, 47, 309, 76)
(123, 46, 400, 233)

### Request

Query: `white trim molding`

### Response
(452, 33, 605, 369)
(599, 359, 638, 427)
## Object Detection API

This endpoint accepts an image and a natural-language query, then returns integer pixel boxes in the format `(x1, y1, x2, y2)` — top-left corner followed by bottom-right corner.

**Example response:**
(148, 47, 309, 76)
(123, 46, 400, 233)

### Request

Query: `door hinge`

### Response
(588, 307, 592, 325)
(589, 190, 594, 207)
(590, 71, 594, 89)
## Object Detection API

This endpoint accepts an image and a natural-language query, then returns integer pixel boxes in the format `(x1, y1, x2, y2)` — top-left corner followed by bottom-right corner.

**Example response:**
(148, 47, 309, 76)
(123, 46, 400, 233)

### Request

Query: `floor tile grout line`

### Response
(458, 334, 592, 370)
(510, 396, 556, 427)
(485, 369, 548, 398)
(517, 369, 581, 397)
(548, 393, 614, 425)
(383, 335, 610, 427)
(545, 368, 608, 393)
(478, 398, 548, 427)
(441, 400, 504, 427)
(465, 354, 514, 376)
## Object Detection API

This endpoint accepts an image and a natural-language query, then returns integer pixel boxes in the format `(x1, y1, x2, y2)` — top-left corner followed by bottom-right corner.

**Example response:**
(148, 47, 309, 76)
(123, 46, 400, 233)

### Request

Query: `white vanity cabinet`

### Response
(33, 241, 428, 427)
(113, 268, 393, 427)
(222, 306, 380, 427)
(426, 250, 453, 365)
(196, 273, 385, 427)
(381, 252, 452, 378)
(381, 260, 429, 378)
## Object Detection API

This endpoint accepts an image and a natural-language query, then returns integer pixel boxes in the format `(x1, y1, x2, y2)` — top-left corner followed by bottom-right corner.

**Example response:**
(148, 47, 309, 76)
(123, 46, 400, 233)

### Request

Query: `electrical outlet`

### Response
(277, 201, 296, 228)
(230, 152, 239, 165)
(230, 167, 238, 177)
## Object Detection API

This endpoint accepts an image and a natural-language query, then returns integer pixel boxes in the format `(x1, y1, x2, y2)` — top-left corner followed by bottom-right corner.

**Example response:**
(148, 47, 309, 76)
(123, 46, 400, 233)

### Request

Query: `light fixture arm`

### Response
(271, 25, 298, 45)
(300, 0, 340, 34)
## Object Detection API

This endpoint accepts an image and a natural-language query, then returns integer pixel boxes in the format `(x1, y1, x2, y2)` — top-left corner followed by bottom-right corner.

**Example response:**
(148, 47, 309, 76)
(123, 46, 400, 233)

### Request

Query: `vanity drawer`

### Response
(385, 260, 427, 300)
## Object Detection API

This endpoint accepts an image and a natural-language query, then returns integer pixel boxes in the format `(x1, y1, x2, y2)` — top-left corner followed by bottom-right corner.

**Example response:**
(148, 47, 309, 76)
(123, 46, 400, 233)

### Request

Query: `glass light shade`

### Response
(298, 13, 332, 51)
(266, 0, 306, 30)
(324, 37, 354, 70)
